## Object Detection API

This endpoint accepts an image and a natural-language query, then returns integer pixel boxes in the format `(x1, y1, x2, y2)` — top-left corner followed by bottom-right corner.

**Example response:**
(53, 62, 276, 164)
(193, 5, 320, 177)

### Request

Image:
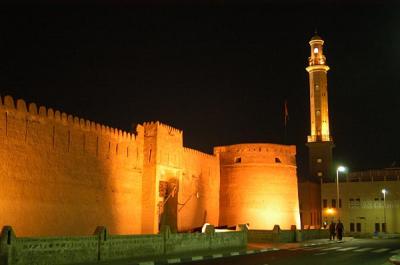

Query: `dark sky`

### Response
(0, 3, 399, 178)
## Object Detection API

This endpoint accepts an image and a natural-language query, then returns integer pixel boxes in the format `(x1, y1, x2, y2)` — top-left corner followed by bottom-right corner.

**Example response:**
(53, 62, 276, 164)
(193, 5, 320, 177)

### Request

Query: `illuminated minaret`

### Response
(306, 34, 334, 181)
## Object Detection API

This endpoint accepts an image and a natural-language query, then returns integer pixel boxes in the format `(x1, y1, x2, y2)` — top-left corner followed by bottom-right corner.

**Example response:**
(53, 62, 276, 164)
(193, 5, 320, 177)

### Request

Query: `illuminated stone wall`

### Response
(214, 144, 301, 230)
(0, 95, 144, 236)
(0, 94, 300, 236)
(142, 122, 220, 233)
(180, 148, 220, 231)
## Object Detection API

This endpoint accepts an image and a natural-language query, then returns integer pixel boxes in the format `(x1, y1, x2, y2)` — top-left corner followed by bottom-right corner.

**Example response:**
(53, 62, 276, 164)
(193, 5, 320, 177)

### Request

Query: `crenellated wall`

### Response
(0, 95, 144, 236)
(214, 143, 301, 230)
(0, 94, 300, 237)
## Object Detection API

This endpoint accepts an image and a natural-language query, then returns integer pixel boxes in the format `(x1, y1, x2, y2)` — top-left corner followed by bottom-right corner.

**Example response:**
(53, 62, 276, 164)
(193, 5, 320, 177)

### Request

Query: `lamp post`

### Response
(336, 166, 346, 220)
(382, 188, 387, 233)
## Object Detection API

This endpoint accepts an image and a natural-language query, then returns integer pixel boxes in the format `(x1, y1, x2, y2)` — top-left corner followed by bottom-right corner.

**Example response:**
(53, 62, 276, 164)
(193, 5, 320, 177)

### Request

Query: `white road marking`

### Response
(314, 252, 327, 256)
(372, 248, 390, 253)
(321, 246, 342, 251)
(212, 254, 223, 258)
(231, 252, 240, 256)
(192, 256, 204, 261)
(337, 247, 359, 251)
(167, 258, 181, 263)
(354, 247, 373, 252)
(390, 249, 400, 254)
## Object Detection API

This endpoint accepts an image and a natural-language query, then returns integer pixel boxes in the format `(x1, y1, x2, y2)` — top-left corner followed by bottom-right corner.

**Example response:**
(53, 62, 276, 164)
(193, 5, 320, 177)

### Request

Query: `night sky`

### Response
(0, 3, 399, 179)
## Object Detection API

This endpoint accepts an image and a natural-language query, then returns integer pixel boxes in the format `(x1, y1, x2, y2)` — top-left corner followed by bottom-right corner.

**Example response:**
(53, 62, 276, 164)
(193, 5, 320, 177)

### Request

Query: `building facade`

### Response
(0, 95, 300, 236)
(321, 169, 400, 234)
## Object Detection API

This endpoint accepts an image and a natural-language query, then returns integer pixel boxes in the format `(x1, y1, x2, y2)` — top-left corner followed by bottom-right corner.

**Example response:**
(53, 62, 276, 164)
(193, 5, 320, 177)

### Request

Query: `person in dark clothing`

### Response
(336, 220, 344, 240)
(329, 221, 336, 240)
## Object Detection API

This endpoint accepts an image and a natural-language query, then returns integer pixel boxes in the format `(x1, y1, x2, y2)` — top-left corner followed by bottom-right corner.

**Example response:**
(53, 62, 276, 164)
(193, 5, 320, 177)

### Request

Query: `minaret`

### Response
(306, 34, 335, 181)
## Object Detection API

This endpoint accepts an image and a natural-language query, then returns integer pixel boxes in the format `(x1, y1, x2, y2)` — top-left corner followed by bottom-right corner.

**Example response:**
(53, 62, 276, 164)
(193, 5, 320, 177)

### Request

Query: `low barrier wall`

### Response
(0, 225, 247, 265)
(248, 225, 329, 243)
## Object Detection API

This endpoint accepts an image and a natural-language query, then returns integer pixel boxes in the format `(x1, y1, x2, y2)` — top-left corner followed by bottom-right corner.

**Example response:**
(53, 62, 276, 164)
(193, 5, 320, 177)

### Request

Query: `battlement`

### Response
(183, 147, 217, 160)
(214, 143, 296, 155)
(0, 95, 141, 141)
(143, 121, 183, 135)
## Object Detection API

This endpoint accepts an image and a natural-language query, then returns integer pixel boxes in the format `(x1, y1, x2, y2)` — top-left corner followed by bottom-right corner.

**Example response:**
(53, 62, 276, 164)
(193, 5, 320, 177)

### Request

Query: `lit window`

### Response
(317, 158, 322, 163)
(314, 47, 319, 54)
(317, 172, 323, 177)
(316, 110, 320, 116)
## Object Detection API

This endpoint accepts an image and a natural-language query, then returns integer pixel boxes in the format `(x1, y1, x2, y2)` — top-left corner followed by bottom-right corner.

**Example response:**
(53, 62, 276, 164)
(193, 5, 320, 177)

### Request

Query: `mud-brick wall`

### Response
(180, 148, 220, 231)
(0, 96, 144, 236)
(215, 143, 301, 230)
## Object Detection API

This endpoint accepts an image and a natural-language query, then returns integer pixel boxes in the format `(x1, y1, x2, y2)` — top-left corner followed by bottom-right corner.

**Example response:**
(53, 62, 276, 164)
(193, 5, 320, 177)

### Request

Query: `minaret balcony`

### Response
(307, 135, 332, 142)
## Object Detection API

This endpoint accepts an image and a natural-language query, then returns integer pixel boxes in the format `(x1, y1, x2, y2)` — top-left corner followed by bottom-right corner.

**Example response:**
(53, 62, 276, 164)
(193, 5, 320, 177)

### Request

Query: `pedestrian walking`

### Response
(336, 220, 344, 240)
(329, 221, 336, 240)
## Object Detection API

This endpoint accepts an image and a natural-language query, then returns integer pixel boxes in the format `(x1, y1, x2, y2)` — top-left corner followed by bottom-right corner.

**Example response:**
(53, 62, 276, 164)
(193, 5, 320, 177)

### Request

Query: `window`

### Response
(382, 223, 386, 233)
(317, 158, 322, 163)
(356, 223, 361, 232)
(339, 199, 342, 208)
(317, 172, 323, 177)
(275, 157, 281, 163)
(375, 223, 380, 232)
(314, 47, 319, 54)
(350, 223, 355, 232)
(332, 199, 336, 208)
(350, 198, 360, 208)
(316, 110, 321, 116)
(234, 157, 241, 163)
(323, 199, 327, 208)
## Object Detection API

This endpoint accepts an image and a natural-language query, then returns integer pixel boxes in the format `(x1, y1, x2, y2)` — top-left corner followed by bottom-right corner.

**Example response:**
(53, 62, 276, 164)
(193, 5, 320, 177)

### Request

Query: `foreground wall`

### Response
(0, 225, 248, 265)
(0, 95, 144, 236)
(215, 144, 301, 230)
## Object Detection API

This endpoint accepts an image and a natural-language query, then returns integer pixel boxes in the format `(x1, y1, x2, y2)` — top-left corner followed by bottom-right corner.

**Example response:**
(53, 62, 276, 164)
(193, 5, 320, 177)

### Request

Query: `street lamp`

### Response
(382, 188, 387, 233)
(336, 166, 347, 219)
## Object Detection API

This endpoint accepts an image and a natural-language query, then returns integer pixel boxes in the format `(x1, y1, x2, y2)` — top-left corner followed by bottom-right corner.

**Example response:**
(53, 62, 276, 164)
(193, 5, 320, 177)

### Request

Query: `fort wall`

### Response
(0, 95, 144, 236)
(180, 148, 220, 231)
(142, 122, 220, 233)
(0, 94, 300, 237)
(214, 143, 300, 230)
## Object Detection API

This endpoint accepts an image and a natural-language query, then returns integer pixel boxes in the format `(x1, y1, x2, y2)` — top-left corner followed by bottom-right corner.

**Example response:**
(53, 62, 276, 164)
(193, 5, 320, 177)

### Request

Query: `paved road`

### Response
(178, 239, 399, 265)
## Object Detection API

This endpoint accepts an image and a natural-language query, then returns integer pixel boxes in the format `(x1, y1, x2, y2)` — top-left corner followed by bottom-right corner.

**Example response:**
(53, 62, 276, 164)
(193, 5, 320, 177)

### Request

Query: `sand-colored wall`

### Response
(142, 122, 220, 233)
(180, 148, 220, 231)
(142, 122, 184, 234)
(0, 95, 144, 236)
(215, 143, 300, 230)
